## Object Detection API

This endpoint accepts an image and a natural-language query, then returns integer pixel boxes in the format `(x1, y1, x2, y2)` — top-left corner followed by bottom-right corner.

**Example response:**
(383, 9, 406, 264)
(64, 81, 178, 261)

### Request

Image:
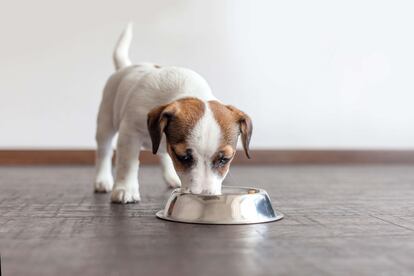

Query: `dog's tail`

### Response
(113, 22, 133, 70)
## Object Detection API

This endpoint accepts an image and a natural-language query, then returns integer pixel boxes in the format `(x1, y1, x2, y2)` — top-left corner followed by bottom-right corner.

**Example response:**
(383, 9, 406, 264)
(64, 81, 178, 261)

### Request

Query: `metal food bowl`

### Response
(156, 186, 284, 225)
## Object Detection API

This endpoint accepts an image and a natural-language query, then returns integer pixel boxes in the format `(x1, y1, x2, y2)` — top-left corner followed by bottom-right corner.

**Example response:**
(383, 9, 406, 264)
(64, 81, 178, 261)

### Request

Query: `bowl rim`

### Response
(156, 210, 284, 225)
(170, 185, 268, 197)
(156, 185, 284, 225)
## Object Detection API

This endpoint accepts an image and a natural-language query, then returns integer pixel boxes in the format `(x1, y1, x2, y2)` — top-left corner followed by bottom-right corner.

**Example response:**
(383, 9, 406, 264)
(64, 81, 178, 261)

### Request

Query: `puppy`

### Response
(94, 23, 252, 203)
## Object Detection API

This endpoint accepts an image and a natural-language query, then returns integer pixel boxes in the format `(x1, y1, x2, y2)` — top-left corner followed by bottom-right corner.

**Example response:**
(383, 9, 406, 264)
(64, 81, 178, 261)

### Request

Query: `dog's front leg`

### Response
(111, 125, 142, 203)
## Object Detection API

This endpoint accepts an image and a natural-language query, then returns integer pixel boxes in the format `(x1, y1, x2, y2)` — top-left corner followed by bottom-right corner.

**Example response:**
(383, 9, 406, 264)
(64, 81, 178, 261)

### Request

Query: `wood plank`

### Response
(1, 165, 414, 275)
(1, 149, 414, 165)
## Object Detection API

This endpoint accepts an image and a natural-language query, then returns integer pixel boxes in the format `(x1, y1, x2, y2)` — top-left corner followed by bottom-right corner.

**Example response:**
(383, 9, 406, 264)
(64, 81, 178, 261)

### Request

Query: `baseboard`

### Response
(1, 149, 414, 165)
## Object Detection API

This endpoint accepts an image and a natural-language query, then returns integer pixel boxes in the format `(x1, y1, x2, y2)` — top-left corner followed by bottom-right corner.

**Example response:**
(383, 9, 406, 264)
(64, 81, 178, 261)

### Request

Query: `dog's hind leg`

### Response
(94, 110, 116, 193)
(94, 68, 125, 193)
(160, 153, 181, 188)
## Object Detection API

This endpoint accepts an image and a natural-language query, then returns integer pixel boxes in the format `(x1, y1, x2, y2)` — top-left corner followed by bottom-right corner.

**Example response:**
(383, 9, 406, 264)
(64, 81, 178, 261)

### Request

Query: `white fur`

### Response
(94, 24, 221, 203)
(180, 103, 223, 194)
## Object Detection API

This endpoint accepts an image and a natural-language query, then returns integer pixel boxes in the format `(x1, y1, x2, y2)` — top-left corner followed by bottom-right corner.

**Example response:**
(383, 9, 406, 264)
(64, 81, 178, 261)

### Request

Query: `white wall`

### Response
(1, 0, 414, 149)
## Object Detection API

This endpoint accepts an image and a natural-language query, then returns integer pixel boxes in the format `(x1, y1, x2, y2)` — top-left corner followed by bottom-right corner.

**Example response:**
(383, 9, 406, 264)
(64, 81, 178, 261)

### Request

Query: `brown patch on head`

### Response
(208, 101, 239, 148)
(164, 98, 205, 145)
(167, 143, 193, 173)
(167, 142, 199, 172)
(170, 143, 187, 156)
(209, 101, 253, 159)
(147, 97, 205, 154)
(219, 145, 234, 157)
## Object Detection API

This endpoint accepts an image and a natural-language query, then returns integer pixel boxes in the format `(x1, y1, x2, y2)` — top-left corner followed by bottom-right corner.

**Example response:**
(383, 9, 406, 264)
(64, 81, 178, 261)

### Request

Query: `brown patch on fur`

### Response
(208, 101, 239, 148)
(165, 97, 205, 172)
(208, 101, 241, 176)
(164, 98, 205, 144)
(147, 97, 205, 155)
(209, 101, 253, 159)
(220, 145, 235, 158)
(226, 105, 253, 158)
(154, 64, 161, 68)
(167, 144, 186, 173)
(168, 142, 198, 172)
(170, 143, 188, 156)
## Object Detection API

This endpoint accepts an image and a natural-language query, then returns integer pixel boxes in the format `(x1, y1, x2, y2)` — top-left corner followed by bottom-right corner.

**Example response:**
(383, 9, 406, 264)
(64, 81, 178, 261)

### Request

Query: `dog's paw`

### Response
(163, 172, 181, 189)
(94, 176, 114, 193)
(111, 186, 140, 203)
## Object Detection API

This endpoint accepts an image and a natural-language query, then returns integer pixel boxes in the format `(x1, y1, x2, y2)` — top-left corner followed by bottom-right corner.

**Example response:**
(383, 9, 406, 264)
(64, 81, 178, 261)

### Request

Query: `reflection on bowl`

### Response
(156, 186, 284, 225)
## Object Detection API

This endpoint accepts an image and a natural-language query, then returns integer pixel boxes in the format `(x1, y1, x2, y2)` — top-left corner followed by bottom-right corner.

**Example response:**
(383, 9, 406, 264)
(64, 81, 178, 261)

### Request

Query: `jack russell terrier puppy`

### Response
(94, 23, 252, 203)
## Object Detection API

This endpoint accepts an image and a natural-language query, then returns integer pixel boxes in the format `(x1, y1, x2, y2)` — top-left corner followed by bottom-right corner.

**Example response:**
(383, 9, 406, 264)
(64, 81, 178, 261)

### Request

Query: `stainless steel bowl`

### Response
(156, 186, 284, 224)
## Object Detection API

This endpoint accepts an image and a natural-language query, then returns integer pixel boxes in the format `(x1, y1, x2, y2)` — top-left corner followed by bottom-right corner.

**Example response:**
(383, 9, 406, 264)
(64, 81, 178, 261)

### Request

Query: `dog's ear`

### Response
(147, 103, 178, 154)
(226, 105, 253, 159)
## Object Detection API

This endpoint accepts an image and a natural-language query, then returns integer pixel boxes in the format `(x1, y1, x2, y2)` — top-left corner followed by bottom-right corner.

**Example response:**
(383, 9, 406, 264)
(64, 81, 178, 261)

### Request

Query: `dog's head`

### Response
(147, 97, 252, 195)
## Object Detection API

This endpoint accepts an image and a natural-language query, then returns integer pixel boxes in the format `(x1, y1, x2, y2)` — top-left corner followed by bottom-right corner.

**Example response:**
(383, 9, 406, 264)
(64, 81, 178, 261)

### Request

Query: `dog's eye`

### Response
(174, 149, 194, 166)
(214, 157, 230, 168)
(218, 157, 230, 165)
(177, 154, 193, 163)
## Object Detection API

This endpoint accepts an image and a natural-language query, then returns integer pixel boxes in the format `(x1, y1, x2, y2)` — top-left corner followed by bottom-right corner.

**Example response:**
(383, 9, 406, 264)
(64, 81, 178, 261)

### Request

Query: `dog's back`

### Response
(100, 23, 216, 134)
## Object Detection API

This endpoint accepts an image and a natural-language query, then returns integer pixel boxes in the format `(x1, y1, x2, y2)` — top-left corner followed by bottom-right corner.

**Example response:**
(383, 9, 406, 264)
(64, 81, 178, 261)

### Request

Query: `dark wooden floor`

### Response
(1, 165, 414, 276)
